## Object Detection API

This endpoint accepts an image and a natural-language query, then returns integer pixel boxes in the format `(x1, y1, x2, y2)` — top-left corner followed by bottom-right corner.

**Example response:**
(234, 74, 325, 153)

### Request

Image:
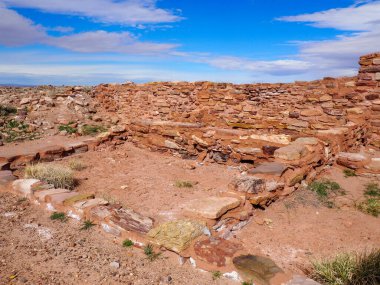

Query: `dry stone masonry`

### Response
(1, 53, 380, 283)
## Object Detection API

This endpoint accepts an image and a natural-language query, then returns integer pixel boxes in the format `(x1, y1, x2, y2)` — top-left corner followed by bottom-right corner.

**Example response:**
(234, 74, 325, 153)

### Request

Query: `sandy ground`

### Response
(2, 141, 379, 284)
(0, 191, 236, 285)
(66, 143, 380, 274)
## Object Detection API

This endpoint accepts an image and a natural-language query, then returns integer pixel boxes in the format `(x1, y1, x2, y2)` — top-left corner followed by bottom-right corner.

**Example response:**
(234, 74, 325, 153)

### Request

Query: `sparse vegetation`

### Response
(358, 183, 380, 217)
(50, 212, 66, 222)
(68, 159, 87, 171)
(81, 124, 107, 136)
(143, 244, 160, 261)
(212, 271, 222, 280)
(122, 239, 134, 248)
(308, 179, 345, 208)
(242, 282, 253, 285)
(174, 180, 193, 188)
(0, 117, 37, 143)
(0, 105, 17, 116)
(343, 169, 356, 177)
(25, 163, 76, 189)
(309, 249, 380, 285)
(364, 183, 380, 197)
(81, 220, 96, 230)
(58, 123, 77, 134)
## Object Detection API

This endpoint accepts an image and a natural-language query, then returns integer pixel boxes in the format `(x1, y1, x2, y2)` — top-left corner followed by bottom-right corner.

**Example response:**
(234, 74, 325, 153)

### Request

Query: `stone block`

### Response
(148, 220, 205, 253)
(34, 188, 70, 202)
(45, 191, 79, 204)
(110, 206, 153, 234)
(12, 179, 40, 197)
(185, 196, 240, 219)
(274, 144, 309, 161)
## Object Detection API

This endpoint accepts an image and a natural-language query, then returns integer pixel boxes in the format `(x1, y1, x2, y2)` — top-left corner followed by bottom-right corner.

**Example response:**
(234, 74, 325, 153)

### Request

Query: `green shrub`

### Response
(364, 183, 380, 197)
(58, 123, 77, 134)
(343, 169, 356, 178)
(310, 249, 380, 285)
(81, 125, 106, 136)
(174, 180, 193, 188)
(212, 271, 222, 280)
(308, 180, 344, 207)
(122, 239, 134, 248)
(0, 105, 17, 116)
(25, 163, 75, 189)
(50, 212, 66, 221)
(358, 183, 380, 217)
(358, 198, 380, 217)
(143, 244, 160, 261)
(81, 220, 95, 230)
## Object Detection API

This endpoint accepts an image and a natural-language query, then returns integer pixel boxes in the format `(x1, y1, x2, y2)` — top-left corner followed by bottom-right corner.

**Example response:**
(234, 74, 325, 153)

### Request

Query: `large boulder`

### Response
(147, 220, 206, 253)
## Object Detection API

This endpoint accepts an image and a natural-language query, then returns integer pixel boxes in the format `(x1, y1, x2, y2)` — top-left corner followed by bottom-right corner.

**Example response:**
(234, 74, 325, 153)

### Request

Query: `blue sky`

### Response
(0, 0, 379, 85)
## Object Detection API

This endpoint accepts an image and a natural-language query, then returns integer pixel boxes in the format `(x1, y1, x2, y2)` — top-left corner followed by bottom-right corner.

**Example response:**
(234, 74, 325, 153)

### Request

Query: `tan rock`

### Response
(147, 220, 206, 253)
(185, 196, 240, 219)
(274, 144, 309, 161)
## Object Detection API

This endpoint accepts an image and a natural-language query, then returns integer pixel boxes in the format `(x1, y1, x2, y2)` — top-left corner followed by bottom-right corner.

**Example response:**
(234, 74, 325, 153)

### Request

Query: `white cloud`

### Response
(0, 4, 45, 46)
(47, 31, 178, 54)
(2, 0, 182, 25)
(0, 5, 177, 54)
(278, 0, 380, 31)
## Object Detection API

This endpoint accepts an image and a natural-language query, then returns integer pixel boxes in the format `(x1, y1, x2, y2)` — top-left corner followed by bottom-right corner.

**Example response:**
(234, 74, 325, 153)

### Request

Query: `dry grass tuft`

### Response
(68, 159, 87, 171)
(25, 163, 75, 189)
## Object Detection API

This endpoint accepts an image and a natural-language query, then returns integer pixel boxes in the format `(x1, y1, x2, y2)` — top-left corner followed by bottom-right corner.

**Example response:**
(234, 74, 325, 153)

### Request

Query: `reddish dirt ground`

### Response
(62, 143, 380, 274)
(2, 141, 380, 284)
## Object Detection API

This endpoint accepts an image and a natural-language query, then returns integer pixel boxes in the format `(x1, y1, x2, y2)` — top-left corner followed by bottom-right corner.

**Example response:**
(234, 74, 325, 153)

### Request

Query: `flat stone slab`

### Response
(45, 191, 79, 204)
(0, 171, 16, 186)
(110, 206, 154, 234)
(63, 193, 95, 206)
(194, 237, 242, 267)
(294, 137, 319, 146)
(248, 162, 287, 176)
(285, 275, 321, 285)
(34, 188, 70, 202)
(185, 196, 240, 219)
(274, 144, 309, 161)
(148, 220, 205, 253)
(233, 255, 284, 285)
(73, 198, 109, 210)
(12, 179, 40, 197)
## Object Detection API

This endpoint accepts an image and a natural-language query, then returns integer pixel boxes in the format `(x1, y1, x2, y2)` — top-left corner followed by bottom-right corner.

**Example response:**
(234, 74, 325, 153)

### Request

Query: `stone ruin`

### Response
(1, 53, 380, 282)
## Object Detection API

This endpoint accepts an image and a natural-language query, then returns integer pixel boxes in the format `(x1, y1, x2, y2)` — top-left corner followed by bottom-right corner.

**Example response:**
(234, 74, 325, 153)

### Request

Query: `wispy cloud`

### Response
(2, 0, 182, 25)
(278, 0, 380, 31)
(0, 4, 178, 54)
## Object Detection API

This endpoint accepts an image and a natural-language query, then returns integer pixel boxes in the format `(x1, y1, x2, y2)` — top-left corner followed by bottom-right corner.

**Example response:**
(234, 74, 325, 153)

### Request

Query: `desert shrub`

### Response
(358, 198, 380, 217)
(364, 183, 380, 197)
(58, 123, 77, 134)
(212, 271, 222, 280)
(81, 220, 96, 230)
(0, 105, 17, 116)
(343, 169, 356, 178)
(68, 159, 87, 171)
(174, 180, 193, 188)
(25, 163, 75, 189)
(122, 239, 134, 248)
(81, 124, 106, 136)
(308, 180, 344, 207)
(310, 249, 380, 285)
(50, 212, 66, 222)
(358, 183, 380, 217)
(143, 244, 160, 261)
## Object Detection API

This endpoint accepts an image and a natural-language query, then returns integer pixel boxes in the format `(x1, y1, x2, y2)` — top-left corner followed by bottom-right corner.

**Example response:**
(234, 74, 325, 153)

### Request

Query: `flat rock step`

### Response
(184, 196, 241, 219)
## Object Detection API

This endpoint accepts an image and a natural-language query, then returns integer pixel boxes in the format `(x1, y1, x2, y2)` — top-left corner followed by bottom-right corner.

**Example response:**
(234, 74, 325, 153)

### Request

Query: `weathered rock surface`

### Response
(147, 220, 206, 253)
(110, 206, 153, 234)
(185, 196, 240, 219)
